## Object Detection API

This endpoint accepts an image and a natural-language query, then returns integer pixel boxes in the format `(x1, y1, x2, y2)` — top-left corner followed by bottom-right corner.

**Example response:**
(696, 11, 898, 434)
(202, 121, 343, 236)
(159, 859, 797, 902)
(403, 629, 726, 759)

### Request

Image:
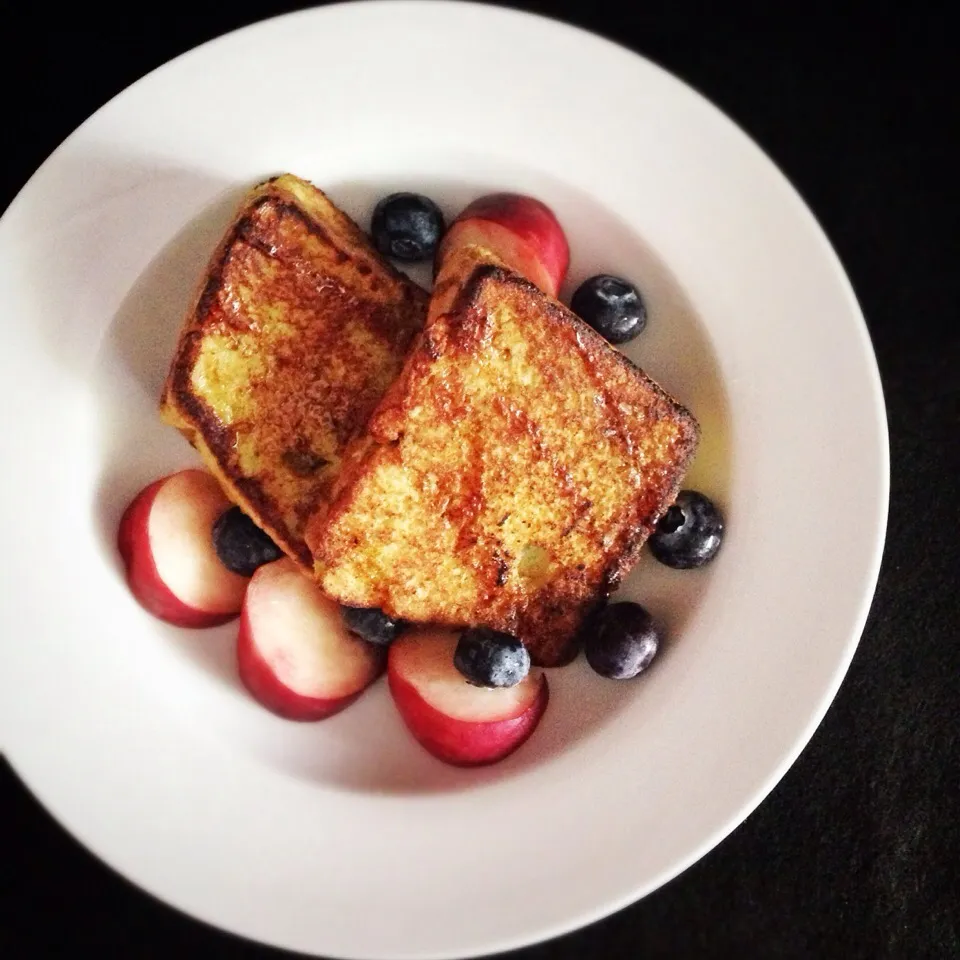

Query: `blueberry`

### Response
(649, 490, 724, 569)
(571, 274, 647, 344)
(370, 192, 445, 262)
(454, 627, 530, 688)
(341, 606, 405, 646)
(212, 507, 282, 576)
(584, 602, 661, 680)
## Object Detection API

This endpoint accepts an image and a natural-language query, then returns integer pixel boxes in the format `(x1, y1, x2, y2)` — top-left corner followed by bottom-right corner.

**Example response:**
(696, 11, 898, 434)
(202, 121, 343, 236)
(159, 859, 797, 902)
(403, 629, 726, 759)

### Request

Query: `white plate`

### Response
(0, 3, 887, 958)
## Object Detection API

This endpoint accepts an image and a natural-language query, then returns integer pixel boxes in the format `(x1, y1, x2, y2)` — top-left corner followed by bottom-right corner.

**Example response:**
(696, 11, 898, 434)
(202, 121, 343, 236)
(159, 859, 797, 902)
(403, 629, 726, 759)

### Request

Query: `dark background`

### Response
(1, 3, 956, 958)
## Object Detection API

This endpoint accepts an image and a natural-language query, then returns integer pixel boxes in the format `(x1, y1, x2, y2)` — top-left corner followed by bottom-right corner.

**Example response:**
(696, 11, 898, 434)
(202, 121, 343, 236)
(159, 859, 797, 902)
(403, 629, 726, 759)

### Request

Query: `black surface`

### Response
(1, 4, 956, 958)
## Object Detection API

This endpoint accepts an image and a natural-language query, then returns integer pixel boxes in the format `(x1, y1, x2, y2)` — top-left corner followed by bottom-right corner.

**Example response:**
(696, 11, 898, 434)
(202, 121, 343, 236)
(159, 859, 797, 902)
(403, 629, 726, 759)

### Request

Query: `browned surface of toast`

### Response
(307, 252, 699, 664)
(160, 175, 427, 568)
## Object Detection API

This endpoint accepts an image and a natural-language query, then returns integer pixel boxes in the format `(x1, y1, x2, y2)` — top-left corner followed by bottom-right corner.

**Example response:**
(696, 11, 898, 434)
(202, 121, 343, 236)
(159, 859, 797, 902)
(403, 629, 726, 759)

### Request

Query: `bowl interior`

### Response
(90, 157, 732, 794)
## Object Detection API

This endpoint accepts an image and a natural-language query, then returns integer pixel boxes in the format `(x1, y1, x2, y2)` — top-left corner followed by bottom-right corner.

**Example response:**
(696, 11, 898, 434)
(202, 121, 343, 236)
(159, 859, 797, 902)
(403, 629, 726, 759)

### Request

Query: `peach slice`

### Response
(388, 628, 548, 766)
(118, 470, 248, 627)
(238, 559, 383, 720)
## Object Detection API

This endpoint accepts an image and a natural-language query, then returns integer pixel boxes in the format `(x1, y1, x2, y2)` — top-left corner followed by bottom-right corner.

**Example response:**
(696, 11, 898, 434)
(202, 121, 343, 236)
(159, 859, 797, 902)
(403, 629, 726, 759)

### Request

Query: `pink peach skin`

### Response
(439, 192, 570, 296)
(388, 629, 549, 767)
(118, 472, 247, 628)
(237, 559, 383, 721)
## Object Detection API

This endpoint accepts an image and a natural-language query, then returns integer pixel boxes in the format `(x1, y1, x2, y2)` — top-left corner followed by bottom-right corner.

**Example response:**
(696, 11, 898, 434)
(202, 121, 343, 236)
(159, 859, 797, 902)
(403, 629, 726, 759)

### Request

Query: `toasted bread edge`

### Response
(159, 174, 427, 570)
(308, 259, 701, 664)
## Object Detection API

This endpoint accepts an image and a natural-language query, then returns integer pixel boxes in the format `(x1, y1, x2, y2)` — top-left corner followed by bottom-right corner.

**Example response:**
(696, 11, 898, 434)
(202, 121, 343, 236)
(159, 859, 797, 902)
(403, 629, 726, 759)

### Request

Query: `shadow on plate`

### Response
(89, 176, 244, 518)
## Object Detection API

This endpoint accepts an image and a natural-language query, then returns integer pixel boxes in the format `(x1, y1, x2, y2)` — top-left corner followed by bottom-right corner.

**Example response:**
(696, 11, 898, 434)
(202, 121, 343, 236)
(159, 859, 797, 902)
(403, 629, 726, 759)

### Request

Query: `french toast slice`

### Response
(161, 174, 427, 570)
(307, 249, 699, 665)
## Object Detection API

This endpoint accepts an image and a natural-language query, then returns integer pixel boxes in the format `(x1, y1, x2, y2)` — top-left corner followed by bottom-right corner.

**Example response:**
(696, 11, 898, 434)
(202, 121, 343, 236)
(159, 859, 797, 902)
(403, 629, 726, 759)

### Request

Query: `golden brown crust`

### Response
(160, 175, 427, 569)
(307, 258, 699, 664)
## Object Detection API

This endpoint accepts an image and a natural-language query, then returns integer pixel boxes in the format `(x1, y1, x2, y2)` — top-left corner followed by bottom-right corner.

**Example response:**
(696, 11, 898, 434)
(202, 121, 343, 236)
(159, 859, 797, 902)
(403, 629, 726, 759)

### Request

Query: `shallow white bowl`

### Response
(0, 3, 887, 958)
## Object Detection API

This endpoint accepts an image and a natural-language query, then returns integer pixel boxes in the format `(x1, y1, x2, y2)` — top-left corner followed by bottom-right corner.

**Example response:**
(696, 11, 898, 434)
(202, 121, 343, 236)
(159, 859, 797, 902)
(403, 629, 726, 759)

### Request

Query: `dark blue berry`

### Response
(584, 602, 660, 680)
(341, 606, 405, 646)
(371, 193, 445, 262)
(649, 490, 723, 569)
(212, 507, 282, 576)
(454, 627, 530, 688)
(571, 274, 647, 344)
